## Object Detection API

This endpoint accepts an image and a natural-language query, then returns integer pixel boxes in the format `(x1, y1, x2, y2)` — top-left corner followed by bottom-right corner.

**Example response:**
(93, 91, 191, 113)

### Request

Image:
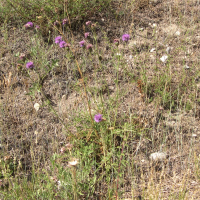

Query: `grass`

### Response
(0, 0, 200, 199)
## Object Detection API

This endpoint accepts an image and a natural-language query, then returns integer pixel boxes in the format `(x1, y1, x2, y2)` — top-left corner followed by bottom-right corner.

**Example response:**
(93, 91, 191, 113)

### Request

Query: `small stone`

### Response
(34, 103, 40, 111)
(150, 48, 156, 52)
(175, 31, 181, 36)
(184, 65, 190, 69)
(192, 134, 197, 137)
(160, 55, 168, 63)
(150, 152, 167, 162)
(166, 46, 172, 54)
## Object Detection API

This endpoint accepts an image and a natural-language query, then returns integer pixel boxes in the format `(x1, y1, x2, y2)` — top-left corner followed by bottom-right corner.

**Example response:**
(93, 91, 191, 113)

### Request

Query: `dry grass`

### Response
(0, 0, 200, 199)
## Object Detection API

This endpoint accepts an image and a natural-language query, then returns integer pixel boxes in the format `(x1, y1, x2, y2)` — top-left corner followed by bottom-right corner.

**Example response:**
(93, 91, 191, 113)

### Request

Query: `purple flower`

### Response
(55, 36, 62, 44)
(62, 18, 68, 25)
(64, 43, 71, 48)
(24, 22, 34, 29)
(54, 20, 60, 26)
(86, 21, 91, 26)
(84, 32, 90, 38)
(94, 114, 103, 123)
(35, 25, 40, 29)
(86, 44, 93, 50)
(59, 41, 66, 48)
(19, 53, 26, 60)
(26, 61, 34, 69)
(122, 34, 130, 42)
(79, 40, 85, 47)
(114, 38, 120, 44)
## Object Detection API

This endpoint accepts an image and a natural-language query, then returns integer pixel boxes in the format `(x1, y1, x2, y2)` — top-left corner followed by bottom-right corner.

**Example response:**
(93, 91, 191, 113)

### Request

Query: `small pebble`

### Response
(150, 152, 167, 162)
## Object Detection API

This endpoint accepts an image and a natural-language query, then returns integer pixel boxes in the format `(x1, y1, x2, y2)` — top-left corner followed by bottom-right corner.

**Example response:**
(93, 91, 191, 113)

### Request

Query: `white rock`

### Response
(160, 55, 168, 63)
(166, 46, 172, 54)
(150, 152, 167, 162)
(34, 103, 40, 111)
(150, 48, 156, 52)
(175, 31, 181, 36)
(184, 65, 190, 69)
(192, 134, 197, 137)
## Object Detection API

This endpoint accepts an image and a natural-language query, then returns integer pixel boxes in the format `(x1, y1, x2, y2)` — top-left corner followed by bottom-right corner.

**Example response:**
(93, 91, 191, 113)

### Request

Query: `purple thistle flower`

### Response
(86, 21, 91, 26)
(114, 38, 120, 44)
(54, 20, 60, 26)
(94, 114, 103, 123)
(19, 53, 26, 60)
(62, 18, 68, 25)
(59, 41, 66, 48)
(64, 43, 71, 48)
(79, 40, 85, 47)
(26, 61, 34, 69)
(24, 22, 34, 29)
(84, 32, 90, 38)
(55, 36, 62, 44)
(122, 34, 130, 42)
(86, 44, 93, 50)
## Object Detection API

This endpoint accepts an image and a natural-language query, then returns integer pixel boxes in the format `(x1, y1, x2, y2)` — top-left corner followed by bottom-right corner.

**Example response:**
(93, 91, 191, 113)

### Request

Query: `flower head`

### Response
(86, 21, 91, 26)
(65, 143, 73, 150)
(55, 36, 62, 44)
(60, 147, 66, 154)
(114, 38, 120, 45)
(35, 25, 40, 29)
(19, 53, 26, 60)
(94, 114, 103, 123)
(79, 40, 85, 47)
(122, 34, 130, 42)
(54, 20, 60, 26)
(86, 44, 93, 50)
(84, 32, 90, 38)
(24, 22, 34, 29)
(26, 61, 35, 69)
(62, 18, 68, 25)
(59, 41, 66, 48)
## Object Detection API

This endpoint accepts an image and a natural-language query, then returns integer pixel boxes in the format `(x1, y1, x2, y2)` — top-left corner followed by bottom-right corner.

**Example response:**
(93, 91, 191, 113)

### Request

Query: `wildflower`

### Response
(19, 53, 26, 60)
(94, 114, 103, 123)
(62, 18, 68, 25)
(64, 43, 71, 48)
(35, 25, 40, 29)
(65, 143, 73, 150)
(114, 38, 120, 45)
(54, 20, 60, 26)
(122, 34, 130, 42)
(86, 44, 93, 50)
(24, 22, 34, 29)
(67, 158, 79, 167)
(55, 36, 62, 44)
(79, 40, 85, 47)
(59, 41, 66, 48)
(60, 147, 66, 154)
(86, 21, 91, 26)
(26, 61, 35, 69)
(84, 32, 90, 38)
